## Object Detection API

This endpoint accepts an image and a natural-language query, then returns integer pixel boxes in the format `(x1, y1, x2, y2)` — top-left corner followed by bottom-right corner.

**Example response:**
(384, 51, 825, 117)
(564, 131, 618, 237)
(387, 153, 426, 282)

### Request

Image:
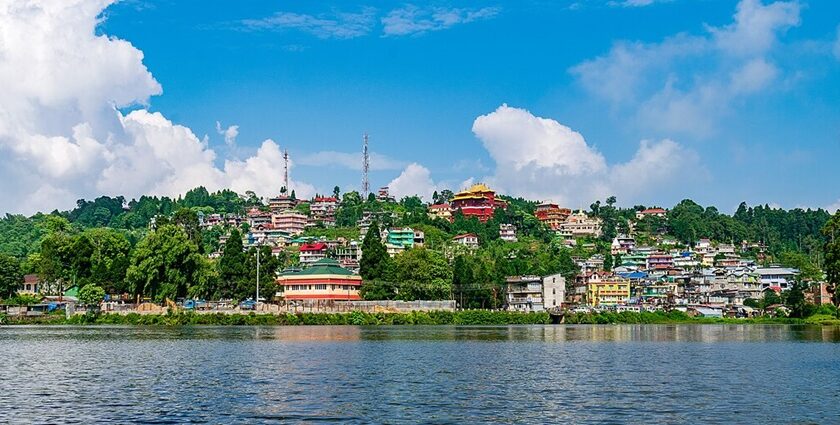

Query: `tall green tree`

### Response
(68, 228, 131, 293)
(452, 255, 473, 307)
(78, 285, 105, 308)
(171, 208, 201, 248)
(218, 228, 248, 299)
(125, 225, 204, 302)
(360, 222, 389, 281)
(387, 247, 452, 301)
(823, 212, 840, 304)
(0, 254, 23, 299)
(37, 218, 75, 294)
(783, 282, 811, 318)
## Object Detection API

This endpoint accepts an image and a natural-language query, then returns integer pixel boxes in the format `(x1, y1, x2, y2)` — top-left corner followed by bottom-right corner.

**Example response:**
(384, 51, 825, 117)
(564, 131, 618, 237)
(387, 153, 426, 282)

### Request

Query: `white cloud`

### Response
(571, 0, 800, 137)
(297, 150, 406, 171)
(382, 5, 499, 36)
(473, 104, 606, 175)
(387, 163, 442, 201)
(609, 0, 669, 7)
(827, 199, 840, 214)
(215, 121, 239, 147)
(223, 139, 316, 199)
(241, 8, 376, 39)
(471, 105, 702, 206)
(0, 0, 315, 214)
(608, 139, 701, 195)
(709, 0, 799, 56)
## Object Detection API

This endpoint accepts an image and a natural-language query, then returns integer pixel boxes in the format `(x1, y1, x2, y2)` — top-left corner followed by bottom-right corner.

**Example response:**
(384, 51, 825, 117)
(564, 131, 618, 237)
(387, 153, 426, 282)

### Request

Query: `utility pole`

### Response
(362, 132, 370, 198)
(283, 149, 289, 194)
(256, 247, 261, 303)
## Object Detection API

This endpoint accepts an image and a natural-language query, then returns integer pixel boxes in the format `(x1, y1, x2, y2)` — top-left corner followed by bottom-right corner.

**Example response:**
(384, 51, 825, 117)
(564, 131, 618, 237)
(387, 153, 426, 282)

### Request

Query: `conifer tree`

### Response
(360, 222, 389, 281)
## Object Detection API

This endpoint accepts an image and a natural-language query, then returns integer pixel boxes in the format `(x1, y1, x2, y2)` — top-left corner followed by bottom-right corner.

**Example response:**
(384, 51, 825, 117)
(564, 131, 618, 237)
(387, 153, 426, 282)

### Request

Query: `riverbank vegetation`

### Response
(4, 306, 840, 326)
(2, 310, 552, 326)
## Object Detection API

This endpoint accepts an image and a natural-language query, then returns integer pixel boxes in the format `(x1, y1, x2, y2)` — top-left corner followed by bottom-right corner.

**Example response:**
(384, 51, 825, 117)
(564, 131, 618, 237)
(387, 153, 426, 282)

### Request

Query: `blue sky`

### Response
(1, 0, 838, 213)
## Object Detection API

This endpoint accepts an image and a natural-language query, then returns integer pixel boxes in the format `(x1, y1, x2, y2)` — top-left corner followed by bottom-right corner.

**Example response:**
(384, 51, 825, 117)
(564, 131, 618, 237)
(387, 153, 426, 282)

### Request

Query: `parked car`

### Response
(183, 299, 207, 310)
(239, 299, 257, 310)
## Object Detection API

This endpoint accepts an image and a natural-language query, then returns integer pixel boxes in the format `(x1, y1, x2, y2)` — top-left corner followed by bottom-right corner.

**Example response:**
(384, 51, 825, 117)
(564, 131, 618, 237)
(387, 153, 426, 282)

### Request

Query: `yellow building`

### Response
(428, 203, 452, 220)
(587, 278, 630, 307)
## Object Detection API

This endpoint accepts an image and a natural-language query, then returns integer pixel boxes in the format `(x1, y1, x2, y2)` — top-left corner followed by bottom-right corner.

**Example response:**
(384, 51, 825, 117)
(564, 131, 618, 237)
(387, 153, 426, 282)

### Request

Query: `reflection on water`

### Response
(1, 325, 839, 424)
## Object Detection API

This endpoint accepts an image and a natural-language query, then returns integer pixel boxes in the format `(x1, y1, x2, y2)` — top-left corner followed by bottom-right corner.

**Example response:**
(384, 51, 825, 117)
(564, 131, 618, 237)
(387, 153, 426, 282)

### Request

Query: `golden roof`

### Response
(452, 183, 495, 200)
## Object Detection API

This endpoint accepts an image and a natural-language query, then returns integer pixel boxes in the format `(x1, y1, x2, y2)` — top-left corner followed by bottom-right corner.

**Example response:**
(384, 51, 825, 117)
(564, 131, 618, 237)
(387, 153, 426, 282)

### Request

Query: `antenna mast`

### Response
(362, 133, 370, 198)
(283, 149, 289, 193)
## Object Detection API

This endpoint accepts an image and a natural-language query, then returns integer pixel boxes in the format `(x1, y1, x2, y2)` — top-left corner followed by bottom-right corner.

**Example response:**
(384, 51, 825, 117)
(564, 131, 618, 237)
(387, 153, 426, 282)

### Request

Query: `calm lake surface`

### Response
(2, 325, 840, 424)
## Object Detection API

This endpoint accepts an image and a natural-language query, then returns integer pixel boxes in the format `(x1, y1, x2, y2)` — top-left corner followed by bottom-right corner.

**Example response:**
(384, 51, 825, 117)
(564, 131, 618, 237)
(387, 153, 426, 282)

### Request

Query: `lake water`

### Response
(1, 325, 839, 424)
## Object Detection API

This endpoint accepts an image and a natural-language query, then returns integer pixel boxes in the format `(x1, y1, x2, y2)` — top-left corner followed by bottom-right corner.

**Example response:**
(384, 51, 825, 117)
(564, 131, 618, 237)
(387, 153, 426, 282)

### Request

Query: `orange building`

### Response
(534, 203, 572, 230)
(276, 259, 362, 301)
(450, 183, 506, 222)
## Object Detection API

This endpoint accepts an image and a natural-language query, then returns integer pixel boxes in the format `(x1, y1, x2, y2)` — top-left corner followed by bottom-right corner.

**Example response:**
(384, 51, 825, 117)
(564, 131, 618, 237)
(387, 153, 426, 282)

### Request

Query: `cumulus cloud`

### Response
(827, 199, 840, 214)
(470, 105, 702, 206)
(215, 121, 239, 147)
(0, 0, 314, 214)
(472, 104, 606, 175)
(387, 163, 443, 201)
(571, 0, 800, 137)
(297, 150, 406, 171)
(241, 8, 376, 39)
(223, 139, 316, 198)
(381, 5, 499, 36)
(709, 0, 799, 56)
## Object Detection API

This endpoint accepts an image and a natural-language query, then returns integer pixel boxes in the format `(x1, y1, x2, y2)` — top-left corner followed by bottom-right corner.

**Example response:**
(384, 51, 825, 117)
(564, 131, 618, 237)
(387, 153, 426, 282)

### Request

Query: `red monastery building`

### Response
(450, 183, 506, 222)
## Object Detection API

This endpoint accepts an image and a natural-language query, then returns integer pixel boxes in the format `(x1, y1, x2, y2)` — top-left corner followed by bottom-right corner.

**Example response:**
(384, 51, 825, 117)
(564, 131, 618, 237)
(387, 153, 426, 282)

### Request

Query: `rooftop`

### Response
(281, 258, 355, 276)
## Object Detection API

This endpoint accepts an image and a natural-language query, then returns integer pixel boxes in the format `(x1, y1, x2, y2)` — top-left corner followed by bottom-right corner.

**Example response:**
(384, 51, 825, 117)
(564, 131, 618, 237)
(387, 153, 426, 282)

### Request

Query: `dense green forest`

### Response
(0, 186, 838, 306)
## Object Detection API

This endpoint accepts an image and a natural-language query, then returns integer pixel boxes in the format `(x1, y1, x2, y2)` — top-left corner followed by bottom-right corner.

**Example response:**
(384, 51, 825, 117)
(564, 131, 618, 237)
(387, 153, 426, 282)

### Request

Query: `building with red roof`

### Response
(299, 242, 328, 266)
(450, 183, 506, 222)
(636, 208, 668, 220)
(535, 203, 572, 230)
(428, 203, 452, 221)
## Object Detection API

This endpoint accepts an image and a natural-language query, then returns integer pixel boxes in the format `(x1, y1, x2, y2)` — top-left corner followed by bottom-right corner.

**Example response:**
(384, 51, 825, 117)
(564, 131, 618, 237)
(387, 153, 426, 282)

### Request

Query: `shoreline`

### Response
(3, 310, 839, 326)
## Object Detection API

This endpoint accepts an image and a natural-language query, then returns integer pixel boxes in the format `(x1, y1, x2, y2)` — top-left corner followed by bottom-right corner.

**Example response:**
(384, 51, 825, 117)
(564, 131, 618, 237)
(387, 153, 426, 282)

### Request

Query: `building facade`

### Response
(276, 259, 362, 301)
(299, 242, 328, 265)
(310, 197, 338, 226)
(268, 195, 296, 212)
(558, 211, 603, 238)
(505, 273, 565, 312)
(272, 210, 308, 235)
(453, 233, 479, 249)
(450, 183, 506, 222)
(428, 203, 452, 221)
(499, 223, 518, 242)
(535, 203, 571, 230)
(587, 277, 631, 307)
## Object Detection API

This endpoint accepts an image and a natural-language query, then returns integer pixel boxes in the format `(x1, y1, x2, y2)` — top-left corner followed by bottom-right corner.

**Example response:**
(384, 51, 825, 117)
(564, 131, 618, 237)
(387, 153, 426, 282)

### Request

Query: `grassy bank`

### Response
(1, 310, 552, 326)
(3, 309, 839, 326)
(563, 310, 810, 325)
